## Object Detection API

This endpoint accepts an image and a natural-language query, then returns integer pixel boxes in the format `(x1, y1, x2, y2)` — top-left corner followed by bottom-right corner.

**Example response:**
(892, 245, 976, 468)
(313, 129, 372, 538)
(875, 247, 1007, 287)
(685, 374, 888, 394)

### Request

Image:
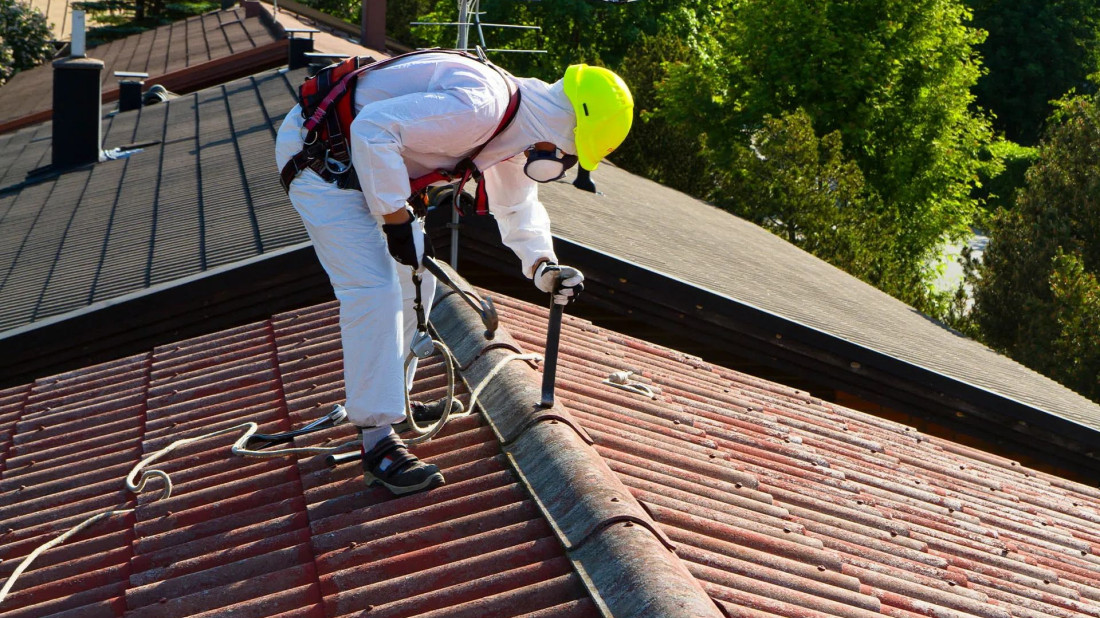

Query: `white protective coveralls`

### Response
(275, 52, 576, 430)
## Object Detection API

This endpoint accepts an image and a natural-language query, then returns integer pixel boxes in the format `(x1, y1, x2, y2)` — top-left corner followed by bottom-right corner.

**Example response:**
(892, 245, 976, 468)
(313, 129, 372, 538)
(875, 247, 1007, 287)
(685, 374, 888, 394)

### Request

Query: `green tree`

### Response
(390, 0, 719, 198)
(723, 109, 897, 284)
(971, 93, 1100, 401)
(0, 0, 53, 86)
(967, 0, 1100, 145)
(658, 0, 996, 314)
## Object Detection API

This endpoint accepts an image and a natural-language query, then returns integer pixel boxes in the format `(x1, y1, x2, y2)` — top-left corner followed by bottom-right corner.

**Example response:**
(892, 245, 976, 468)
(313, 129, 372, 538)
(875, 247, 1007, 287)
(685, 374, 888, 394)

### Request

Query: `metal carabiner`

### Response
(324, 150, 351, 175)
(300, 125, 318, 145)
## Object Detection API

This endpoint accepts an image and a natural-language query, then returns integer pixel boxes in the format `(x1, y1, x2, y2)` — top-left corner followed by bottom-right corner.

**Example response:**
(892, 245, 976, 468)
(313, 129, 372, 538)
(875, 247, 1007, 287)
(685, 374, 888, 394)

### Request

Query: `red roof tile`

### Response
(3, 276, 1100, 617)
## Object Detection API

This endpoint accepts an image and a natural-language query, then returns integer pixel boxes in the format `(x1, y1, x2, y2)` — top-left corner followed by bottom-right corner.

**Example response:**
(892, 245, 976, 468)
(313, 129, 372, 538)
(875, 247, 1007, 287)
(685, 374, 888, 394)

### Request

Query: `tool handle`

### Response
(540, 301, 564, 408)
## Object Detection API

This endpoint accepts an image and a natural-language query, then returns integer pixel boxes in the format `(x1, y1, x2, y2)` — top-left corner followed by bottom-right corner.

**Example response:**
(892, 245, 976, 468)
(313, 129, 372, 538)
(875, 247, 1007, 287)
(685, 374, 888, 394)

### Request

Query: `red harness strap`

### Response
(280, 50, 522, 218)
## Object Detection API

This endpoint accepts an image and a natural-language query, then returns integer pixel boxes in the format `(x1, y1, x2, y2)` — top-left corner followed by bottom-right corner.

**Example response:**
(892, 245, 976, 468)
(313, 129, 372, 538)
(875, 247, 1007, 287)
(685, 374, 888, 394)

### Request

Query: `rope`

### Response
(0, 340, 541, 607)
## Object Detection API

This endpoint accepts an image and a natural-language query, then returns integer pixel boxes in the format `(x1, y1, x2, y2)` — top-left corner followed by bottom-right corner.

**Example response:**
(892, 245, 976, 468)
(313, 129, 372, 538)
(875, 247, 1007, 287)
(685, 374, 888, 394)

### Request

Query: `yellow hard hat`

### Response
(563, 64, 634, 170)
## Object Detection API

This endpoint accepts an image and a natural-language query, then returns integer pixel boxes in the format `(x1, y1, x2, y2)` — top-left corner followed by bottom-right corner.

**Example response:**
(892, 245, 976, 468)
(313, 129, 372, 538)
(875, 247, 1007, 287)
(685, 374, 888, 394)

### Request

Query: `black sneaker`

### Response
(392, 397, 465, 433)
(361, 433, 445, 496)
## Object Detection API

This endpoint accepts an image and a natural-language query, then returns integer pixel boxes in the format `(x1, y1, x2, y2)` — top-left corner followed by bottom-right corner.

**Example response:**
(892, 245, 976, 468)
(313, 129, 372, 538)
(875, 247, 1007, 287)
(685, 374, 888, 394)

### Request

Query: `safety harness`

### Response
(279, 49, 522, 216)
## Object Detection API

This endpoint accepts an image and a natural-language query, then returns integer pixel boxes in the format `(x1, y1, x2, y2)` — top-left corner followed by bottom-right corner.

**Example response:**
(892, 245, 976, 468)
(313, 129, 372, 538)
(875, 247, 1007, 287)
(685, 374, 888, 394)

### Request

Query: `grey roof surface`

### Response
(0, 7, 283, 132)
(539, 167, 1100, 431)
(0, 67, 308, 331)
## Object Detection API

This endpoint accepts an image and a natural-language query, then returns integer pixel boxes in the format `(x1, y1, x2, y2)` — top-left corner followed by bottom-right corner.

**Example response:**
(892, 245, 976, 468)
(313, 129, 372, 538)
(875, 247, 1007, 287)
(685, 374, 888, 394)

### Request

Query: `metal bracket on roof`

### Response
(501, 412, 594, 447)
(459, 341, 535, 372)
(505, 424, 675, 553)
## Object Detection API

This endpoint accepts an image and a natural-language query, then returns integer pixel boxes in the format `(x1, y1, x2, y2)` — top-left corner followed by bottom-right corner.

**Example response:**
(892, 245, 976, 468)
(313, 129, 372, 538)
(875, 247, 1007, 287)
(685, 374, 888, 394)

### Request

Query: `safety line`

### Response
(0, 347, 542, 607)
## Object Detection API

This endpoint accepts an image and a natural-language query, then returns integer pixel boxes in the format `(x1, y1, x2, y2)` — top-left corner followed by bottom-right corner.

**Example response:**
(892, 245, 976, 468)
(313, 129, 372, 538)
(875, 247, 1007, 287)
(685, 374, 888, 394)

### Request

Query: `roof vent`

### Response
(115, 71, 149, 113)
(52, 10, 103, 169)
(286, 29, 319, 70)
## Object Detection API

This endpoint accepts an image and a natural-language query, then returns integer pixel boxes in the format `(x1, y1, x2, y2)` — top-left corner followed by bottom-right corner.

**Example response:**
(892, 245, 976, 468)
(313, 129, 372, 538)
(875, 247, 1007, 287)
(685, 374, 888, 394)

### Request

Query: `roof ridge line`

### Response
(428, 263, 724, 618)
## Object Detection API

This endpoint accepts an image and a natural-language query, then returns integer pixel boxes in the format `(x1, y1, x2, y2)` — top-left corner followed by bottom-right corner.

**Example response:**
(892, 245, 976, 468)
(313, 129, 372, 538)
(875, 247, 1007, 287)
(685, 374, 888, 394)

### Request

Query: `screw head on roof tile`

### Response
(735, 483, 743, 489)
(890, 531, 898, 537)
(3, 528, 11, 535)
(349, 542, 358, 549)
(1083, 550, 1089, 556)
(610, 497, 620, 503)
(948, 508, 955, 513)
(36, 425, 44, 432)
(850, 362, 861, 369)
(26, 460, 34, 466)
(783, 527, 791, 533)
(948, 581, 956, 586)
(1043, 580, 1050, 585)
(18, 485, 25, 491)
(775, 333, 782, 339)
(857, 500, 865, 505)
(163, 511, 172, 518)
(817, 565, 826, 572)
(624, 522, 634, 528)
(159, 598, 167, 604)
(914, 480, 921, 484)
(1001, 549, 1009, 556)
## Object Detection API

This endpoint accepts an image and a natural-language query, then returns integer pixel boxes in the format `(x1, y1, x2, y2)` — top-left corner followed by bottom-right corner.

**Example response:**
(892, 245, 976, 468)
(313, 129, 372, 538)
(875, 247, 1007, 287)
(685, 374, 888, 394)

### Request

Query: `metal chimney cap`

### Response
(53, 56, 105, 70)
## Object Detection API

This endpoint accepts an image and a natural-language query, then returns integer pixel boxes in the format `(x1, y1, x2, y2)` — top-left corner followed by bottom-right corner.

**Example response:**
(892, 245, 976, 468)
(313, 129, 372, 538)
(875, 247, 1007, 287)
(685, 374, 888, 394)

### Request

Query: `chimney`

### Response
(52, 10, 103, 168)
(361, 0, 386, 52)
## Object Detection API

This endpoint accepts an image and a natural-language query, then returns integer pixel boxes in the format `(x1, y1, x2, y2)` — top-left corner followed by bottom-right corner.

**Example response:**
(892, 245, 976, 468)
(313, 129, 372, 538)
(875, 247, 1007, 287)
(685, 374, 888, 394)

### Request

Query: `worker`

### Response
(275, 51, 633, 496)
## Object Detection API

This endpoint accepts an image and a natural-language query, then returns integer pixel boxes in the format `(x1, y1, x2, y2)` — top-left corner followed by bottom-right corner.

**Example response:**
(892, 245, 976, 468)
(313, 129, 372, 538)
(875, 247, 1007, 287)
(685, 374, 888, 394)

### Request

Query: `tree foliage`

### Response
(971, 93, 1100, 401)
(657, 0, 996, 313)
(722, 109, 898, 285)
(0, 0, 54, 86)
(967, 0, 1100, 145)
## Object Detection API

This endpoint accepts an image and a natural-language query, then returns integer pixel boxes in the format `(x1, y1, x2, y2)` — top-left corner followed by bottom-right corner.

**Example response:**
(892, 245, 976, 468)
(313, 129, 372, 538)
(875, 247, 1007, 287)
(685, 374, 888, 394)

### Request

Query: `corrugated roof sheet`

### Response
(0, 299, 598, 617)
(539, 165, 1100, 432)
(3, 285, 1099, 616)
(0, 7, 284, 134)
(0, 66, 308, 332)
(487, 293, 1100, 618)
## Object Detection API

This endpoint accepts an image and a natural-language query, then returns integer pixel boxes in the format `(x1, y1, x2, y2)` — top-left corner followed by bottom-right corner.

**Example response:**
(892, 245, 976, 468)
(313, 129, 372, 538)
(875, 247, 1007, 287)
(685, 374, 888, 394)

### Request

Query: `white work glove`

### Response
(534, 262, 585, 305)
(381, 209, 434, 270)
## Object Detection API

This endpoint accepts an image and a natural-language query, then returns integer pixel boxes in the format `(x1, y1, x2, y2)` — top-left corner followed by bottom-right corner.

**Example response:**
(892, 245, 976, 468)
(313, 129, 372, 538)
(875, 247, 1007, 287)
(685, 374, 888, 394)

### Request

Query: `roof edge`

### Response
(428, 264, 724, 618)
(0, 242, 332, 388)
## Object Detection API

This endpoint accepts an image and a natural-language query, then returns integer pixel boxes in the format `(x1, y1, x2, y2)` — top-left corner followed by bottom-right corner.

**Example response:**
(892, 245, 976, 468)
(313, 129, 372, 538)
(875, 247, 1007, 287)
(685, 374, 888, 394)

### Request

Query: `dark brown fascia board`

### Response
(0, 242, 331, 389)
(427, 262, 725, 618)
(0, 40, 288, 137)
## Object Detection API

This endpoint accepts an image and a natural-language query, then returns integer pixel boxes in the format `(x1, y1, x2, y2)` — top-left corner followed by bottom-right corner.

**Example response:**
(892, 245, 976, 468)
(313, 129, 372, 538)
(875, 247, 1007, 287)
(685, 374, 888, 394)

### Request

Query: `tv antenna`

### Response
(411, 0, 546, 55)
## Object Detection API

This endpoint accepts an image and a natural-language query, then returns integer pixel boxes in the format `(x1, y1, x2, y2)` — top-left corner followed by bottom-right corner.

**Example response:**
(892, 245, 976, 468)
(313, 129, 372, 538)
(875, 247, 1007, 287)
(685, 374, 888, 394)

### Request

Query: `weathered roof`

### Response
(536, 166, 1100, 439)
(0, 6, 286, 135)
(0, 65, 307, 333)
(0, 34, 1096, 473)
(3, 281, 1100, 616)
